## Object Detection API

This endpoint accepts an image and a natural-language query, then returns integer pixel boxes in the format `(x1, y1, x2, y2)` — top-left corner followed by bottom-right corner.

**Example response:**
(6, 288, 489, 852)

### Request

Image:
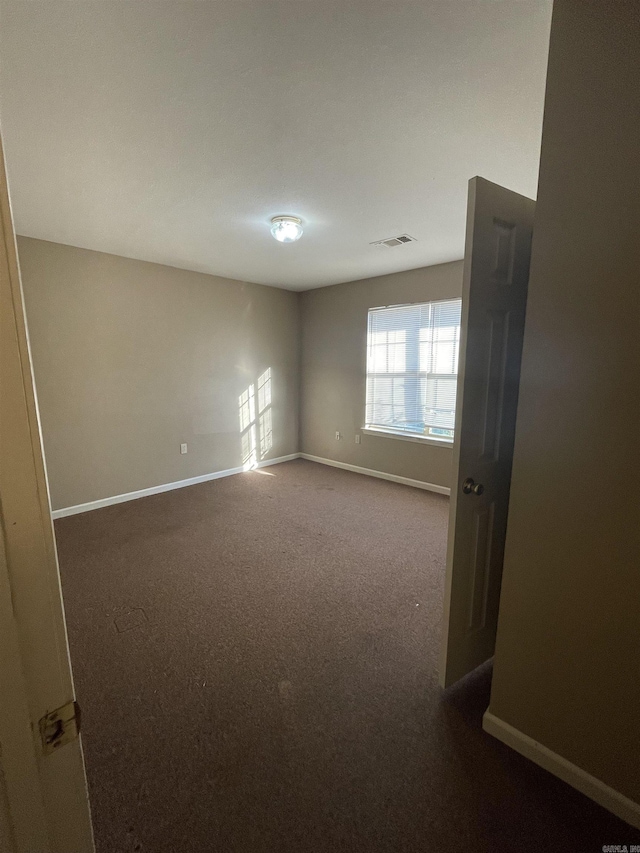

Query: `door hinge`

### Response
(39, 700, 81, 756)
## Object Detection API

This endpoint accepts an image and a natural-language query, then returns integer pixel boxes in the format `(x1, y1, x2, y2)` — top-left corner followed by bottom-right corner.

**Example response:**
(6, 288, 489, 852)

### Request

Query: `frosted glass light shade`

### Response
(270, 216, 303, 243)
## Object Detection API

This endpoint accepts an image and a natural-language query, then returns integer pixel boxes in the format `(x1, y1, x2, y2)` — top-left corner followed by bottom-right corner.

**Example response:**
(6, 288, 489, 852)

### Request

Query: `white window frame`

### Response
(361, 425, 455, 447)
(363, 298, 462, 446)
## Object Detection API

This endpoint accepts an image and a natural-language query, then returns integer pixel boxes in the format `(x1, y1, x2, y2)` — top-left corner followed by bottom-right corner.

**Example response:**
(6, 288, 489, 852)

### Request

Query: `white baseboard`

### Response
(483, 711, 640, 829)
(299, 453, 450, 496)
(52, 452, 449, 519)
(51, 453, 301, 519)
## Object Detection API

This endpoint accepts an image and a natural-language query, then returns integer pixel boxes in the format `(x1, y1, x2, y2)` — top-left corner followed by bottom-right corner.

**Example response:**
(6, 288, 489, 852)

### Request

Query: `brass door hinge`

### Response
(39, 700, 81, 756)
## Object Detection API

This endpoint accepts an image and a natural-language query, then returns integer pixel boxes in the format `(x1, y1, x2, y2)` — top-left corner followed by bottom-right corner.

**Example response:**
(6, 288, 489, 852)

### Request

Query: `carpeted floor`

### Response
(55, 459, 636, 853)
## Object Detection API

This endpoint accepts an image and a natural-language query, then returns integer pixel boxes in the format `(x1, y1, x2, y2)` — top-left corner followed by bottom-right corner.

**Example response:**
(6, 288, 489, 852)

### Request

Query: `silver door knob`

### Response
(462, 477, 484, 496)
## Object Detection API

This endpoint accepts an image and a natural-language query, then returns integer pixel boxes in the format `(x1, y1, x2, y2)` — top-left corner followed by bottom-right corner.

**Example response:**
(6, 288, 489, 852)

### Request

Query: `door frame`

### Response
(0, 528, 52, 851)
(0, 130, 94, 852)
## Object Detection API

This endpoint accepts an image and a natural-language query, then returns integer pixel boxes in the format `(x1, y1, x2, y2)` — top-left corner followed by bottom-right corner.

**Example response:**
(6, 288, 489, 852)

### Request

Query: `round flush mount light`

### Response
(270, 215, 303, 243)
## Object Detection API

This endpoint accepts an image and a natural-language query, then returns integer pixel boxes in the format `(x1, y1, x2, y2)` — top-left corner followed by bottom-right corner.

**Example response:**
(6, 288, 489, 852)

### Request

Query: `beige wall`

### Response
(19, 238, 461, 511)
(489, 0, 640, 806)
(18, 237, 299, 510)
(299, 262, 463, 488)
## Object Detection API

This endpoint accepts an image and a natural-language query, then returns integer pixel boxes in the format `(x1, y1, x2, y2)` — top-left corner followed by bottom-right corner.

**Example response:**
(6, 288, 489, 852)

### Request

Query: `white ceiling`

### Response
(0, 1, 552, 291)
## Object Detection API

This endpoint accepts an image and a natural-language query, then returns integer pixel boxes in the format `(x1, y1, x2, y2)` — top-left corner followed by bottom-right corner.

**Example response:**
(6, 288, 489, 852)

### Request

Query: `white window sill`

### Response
(361, 426, 454, 448)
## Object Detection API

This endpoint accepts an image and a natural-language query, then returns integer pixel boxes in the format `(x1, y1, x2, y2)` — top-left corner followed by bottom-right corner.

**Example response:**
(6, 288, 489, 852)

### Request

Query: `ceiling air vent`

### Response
(370, 234, 416, 248)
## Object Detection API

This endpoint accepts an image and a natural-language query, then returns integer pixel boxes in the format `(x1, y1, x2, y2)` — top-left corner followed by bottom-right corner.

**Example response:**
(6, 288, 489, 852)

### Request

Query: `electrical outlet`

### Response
(335, 431, 341, 440)
(180, 443, 188, 454)
(355, 434, 361, 444)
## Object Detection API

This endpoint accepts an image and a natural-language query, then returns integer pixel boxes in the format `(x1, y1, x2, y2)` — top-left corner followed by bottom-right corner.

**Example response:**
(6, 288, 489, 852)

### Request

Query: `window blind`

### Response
(365, 298, 462, 441)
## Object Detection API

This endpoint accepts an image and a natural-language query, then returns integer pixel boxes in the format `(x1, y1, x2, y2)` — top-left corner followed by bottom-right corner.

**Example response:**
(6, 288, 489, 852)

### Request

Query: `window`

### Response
(365, 299, 462, 442)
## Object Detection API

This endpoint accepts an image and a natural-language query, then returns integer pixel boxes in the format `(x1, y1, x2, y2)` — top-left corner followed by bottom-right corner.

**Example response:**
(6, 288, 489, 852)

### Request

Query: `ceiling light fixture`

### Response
(270, 216, 303, 243)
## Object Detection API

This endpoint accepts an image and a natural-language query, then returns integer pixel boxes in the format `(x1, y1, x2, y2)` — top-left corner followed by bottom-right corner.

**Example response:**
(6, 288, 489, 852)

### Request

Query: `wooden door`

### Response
(440, 177, 535, 688)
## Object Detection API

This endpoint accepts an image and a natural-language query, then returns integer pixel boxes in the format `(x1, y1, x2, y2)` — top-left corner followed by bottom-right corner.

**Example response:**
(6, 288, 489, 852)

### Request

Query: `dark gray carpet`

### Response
(55, 459, 637, 852)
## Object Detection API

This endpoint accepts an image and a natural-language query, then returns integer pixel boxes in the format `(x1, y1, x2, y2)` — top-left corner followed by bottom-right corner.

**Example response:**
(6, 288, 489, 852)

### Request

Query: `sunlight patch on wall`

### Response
(239, 368, 273, 470)
(258, 368, 273, 457)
